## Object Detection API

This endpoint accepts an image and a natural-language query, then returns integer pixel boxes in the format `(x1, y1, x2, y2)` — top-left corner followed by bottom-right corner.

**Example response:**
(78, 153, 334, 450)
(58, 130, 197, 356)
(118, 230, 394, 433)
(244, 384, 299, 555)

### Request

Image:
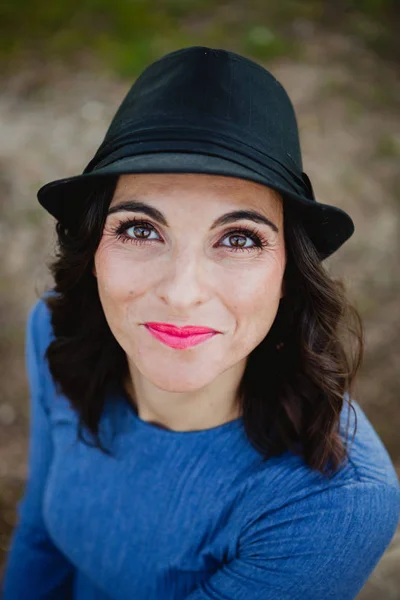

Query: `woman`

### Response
(2, 46, 399, 600)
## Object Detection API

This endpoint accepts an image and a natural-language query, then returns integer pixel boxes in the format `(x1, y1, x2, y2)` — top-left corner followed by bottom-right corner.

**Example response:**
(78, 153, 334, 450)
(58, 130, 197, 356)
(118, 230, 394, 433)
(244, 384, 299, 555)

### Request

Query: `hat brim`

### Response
(37, 151, 354, 260)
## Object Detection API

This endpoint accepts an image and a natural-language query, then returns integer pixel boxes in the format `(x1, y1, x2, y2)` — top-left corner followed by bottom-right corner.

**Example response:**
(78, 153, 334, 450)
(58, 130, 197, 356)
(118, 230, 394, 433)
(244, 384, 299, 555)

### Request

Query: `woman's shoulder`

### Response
(240, 398, 400, 516)
(336, 398, 400, 489)
(26, 292, 73, 416)
(27, 292, 55, 354)
(237, 400, 400, 562)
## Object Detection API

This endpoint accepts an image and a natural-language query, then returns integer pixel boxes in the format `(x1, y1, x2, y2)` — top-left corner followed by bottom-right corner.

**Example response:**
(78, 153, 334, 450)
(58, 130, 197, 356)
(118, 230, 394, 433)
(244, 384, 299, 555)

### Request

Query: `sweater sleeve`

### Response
(1, 299, 75, 600)
(185, 480, 400, 600)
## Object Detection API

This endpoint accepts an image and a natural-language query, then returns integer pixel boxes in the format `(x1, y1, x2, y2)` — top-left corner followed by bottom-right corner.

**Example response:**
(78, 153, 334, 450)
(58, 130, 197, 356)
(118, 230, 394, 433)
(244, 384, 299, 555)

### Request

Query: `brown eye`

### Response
(128, 225, 152, 238)
(228, 234, 251, 248)
(122, 222, 159, 241)
(218, 227, 268, 253)
(220, 232, 257, 249)
(113, 218, 161, 245)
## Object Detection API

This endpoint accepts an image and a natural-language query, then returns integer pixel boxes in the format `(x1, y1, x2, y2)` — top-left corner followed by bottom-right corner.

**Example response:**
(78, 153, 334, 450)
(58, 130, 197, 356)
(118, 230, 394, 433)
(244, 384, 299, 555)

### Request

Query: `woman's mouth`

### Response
(144, 322, 219, 350)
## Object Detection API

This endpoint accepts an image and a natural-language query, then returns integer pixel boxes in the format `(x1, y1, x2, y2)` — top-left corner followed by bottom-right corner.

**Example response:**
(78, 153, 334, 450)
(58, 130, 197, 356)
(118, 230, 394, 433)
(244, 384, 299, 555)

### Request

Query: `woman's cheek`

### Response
(227, 267, 278, 302)
(105, 258, 142, 297)
(108, 253, 161, 301)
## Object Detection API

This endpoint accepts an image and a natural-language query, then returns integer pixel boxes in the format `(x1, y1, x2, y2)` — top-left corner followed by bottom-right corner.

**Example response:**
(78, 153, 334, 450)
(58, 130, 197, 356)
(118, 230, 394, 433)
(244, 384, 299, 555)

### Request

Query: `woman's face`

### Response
(93, 173, 286, 392)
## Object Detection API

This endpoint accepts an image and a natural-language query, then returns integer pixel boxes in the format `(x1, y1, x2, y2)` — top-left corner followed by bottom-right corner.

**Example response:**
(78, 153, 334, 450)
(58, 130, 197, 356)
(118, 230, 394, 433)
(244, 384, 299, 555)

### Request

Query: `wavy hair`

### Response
(43, 177, 363, 478)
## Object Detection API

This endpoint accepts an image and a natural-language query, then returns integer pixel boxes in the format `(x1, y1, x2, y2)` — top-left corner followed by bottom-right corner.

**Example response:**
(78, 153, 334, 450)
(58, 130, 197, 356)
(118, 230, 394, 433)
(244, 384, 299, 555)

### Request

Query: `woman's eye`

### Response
(220, 233, 257, 249)
(114, 220, 266, 252)
(113, 220, 162, 243)
(125, 224, 158, 240)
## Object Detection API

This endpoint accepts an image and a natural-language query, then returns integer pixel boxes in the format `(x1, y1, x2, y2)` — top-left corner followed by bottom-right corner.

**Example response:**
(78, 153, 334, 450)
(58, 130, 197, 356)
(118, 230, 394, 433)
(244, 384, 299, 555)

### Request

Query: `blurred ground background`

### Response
(0, 0, 399, 597)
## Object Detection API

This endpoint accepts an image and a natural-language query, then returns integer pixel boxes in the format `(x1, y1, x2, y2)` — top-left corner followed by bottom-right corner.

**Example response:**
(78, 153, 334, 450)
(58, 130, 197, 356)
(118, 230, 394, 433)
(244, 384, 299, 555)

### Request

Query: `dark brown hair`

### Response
(44, 176, 363, 478)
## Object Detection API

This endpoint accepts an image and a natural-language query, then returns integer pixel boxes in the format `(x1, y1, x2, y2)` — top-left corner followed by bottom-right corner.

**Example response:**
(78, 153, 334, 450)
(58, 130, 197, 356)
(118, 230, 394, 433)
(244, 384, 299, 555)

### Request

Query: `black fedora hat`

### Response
(37, 45, 354, 260)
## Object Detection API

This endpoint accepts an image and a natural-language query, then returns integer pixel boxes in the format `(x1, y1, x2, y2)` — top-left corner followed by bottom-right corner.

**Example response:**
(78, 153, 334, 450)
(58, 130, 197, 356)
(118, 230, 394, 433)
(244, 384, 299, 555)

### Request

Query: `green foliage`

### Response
(375, 134, 400, 159)
(243, 26, 292, 61)
(1, 0, 398, 75)
(351, 0, 393, 15)
(1, 0, 182, 69)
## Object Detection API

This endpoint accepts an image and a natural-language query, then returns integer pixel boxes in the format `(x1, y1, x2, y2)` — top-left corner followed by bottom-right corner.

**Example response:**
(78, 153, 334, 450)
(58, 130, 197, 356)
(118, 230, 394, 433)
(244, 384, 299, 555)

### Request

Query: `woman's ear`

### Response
(92, 262, 97, 278)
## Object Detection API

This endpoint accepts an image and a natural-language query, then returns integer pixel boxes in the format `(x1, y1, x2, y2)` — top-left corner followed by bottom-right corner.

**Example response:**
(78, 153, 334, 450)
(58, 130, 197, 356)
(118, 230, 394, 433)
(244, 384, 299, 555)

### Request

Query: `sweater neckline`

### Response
(114, 387, 244, 438)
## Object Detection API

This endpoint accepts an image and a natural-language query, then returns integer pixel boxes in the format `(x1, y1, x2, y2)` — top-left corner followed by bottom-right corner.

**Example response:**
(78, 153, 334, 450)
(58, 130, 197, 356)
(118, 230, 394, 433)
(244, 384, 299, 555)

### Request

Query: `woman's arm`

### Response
(1, 299, 75, 599)
(185, 480, 400, 600)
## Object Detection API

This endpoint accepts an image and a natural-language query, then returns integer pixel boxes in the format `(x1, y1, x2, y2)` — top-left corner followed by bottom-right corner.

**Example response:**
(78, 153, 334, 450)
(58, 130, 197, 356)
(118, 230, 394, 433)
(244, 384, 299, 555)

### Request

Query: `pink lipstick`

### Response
(144, 322, 218, 350)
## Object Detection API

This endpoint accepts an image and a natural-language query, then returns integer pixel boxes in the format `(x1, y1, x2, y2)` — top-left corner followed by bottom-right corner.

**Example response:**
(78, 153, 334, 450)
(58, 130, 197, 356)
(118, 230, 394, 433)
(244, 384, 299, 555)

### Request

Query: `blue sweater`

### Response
(2, 297, 400, 600)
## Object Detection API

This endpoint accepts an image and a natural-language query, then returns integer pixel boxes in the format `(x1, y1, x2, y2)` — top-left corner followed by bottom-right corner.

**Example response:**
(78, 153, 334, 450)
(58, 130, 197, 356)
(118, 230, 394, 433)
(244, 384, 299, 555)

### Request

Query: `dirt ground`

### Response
(0, 32, 399, 597)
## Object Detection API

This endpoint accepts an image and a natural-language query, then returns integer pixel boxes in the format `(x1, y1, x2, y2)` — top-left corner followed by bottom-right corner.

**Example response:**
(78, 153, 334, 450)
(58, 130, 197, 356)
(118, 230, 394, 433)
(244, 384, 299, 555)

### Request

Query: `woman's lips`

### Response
(144, 322, 219, 349)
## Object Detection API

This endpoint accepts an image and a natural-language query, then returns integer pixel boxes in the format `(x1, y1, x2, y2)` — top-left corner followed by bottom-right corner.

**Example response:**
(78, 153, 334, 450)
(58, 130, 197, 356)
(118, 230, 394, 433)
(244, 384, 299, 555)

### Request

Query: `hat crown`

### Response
(88, 46, 303, 173)
(36, 45, 355, 260)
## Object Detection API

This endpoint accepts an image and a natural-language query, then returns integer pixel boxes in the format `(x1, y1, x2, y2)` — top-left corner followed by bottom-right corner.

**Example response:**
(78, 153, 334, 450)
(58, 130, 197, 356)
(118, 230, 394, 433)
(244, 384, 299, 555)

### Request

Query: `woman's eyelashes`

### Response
(110, 217, 270, 253)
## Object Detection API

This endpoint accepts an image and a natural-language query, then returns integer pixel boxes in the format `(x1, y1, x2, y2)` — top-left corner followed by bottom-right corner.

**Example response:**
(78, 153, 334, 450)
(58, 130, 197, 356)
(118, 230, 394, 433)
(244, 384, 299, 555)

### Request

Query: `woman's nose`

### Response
(154, 250, 212, 310)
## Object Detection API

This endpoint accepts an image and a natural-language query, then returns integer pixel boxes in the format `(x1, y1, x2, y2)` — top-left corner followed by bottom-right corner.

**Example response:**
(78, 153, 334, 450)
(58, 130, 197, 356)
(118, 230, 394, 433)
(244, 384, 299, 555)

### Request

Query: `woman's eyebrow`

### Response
(107, 201, 279, 233)
(210, 210, 279, 233)
(107, 201, 167, 225)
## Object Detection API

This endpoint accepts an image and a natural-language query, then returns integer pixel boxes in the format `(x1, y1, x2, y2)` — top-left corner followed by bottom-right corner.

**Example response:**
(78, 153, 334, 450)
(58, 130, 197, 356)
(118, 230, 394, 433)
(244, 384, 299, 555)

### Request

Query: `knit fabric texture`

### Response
(2, 298, 400, 599)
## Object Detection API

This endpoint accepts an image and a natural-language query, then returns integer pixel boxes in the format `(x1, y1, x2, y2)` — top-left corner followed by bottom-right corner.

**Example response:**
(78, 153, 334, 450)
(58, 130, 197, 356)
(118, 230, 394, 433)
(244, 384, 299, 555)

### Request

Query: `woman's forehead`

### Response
(110, 172, 283, 217)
